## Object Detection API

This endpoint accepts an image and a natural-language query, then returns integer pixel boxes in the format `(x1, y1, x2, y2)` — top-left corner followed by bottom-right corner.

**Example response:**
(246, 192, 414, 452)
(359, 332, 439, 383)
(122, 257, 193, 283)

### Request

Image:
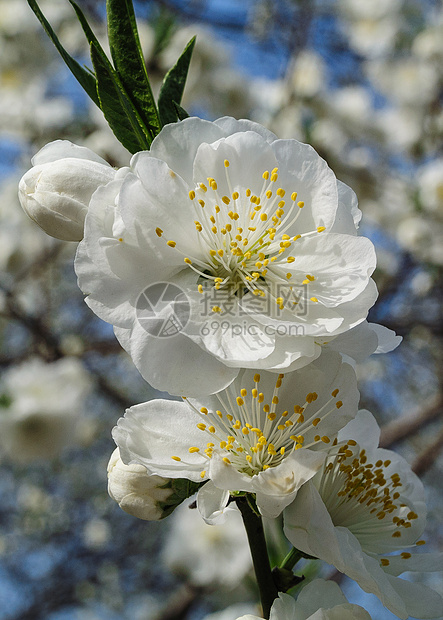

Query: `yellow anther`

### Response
(271, 173, 278, 182)
(208, 426, 216, 433)
(189, 447, 200, 453)
(222, 196, 230, 205)
(267, 413, 276, 421)
(312, 418, 321, 427)
(199, 199, 205, 207)
(226, 414, 233, 422)
(242, 427, 249, 435)
(236, 397, 244, 406)
(336, 401, 343, 409)
(291, 192, 298, 201)
(224, 159, 230, 167)
(266, 190, 272, 199)
(246, 455, 252, 463)
(310, 297, 319, 302)
(200, 183, 207, 192)
(331, 389, 339, 398)
(155, 227, 163, 237)
(258, 393, 264, 403)
(184, 258, 192, 264)
(277, 188, 285, 197)
(263, 171, 269, 180)
(293, 234, 301, 241)
(392, 531, 402, 538)
(223, 457, 231, 464)
(167, 240, 176, 248)
(401, 552, 412, 559)
(198, 284, 204, 294)
(321, 436, 330, 444)
(416, 540, 426, 546)
(263, 464, 270, 470)
(200, 407, 208, 414)
(286, 256, 295, 263)
(195, 222, 202, 232)
(218, 249, 224, 257)
(212, 306, 222, 313)
(197, 423, 206, 431)
(171, 456, 181, 461)
(246, 188, 251, 197)
(317, 226, 326, 232)
(189, 190, 196, 200)
(200, 471, 206, 479)
(252, 388, 258, 398)
(232, 192, 239, 200)
(272, 396, 279, 405)
(297, 201, 304, 208)
(260, 213, 268, 221)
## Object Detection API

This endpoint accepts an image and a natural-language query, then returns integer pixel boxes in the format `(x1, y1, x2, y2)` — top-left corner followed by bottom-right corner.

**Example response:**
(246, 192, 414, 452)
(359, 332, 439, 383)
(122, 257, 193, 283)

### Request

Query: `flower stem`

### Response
(235, 495, 278, 619)
(279, 547, 303, 571)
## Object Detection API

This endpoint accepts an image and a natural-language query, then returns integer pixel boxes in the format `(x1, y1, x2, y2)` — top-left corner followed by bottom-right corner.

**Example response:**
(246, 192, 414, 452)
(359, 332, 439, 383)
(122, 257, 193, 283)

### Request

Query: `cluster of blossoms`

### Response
(18, 116, 442, 619)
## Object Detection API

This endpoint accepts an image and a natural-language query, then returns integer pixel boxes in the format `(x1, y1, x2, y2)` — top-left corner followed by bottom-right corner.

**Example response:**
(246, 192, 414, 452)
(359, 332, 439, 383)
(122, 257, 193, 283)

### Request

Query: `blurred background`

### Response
(0, 0, 442, 618)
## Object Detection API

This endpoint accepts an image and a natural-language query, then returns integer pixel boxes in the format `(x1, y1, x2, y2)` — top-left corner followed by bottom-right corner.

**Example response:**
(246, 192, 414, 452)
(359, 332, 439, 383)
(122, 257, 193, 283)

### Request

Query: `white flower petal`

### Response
(196, 480, 230, 524)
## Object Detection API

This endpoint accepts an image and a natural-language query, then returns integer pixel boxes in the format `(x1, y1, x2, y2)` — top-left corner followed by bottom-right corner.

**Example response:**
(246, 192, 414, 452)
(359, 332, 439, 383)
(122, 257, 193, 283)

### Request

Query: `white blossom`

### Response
(0, 357, 92, 461)
(113, 351, 359, 521)
(76, 116, 377, 395)
(237, 580, 371, 619)
(284, 411, 443, 619)
(162, 500, 252, 587)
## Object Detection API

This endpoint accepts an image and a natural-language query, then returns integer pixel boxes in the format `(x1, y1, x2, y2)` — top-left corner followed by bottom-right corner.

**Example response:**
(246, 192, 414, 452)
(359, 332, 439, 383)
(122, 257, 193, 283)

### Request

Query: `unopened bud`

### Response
(107, 448, 201, 520)
(18, 140, 115, 241)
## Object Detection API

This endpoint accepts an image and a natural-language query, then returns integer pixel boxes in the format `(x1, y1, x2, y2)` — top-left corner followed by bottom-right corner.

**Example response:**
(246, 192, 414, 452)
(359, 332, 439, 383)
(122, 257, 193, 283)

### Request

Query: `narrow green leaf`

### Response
(27, 0, 99, 107)
(69, 0, 153, 152)
(90, 43, 150, 154)
(158, 37, 196, 126)
(106, 0, 161, 139)
(173, 102, 190, 121)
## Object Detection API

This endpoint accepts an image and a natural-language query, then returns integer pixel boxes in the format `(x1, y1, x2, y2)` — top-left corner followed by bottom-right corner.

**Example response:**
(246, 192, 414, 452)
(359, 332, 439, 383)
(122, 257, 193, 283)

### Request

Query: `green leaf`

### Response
(106, 0, 160, 140)
(158, 36, 196, 126)
(90, 43, 150, 154)
(174, 101, 190, 121)
(27, 0, 99, 107)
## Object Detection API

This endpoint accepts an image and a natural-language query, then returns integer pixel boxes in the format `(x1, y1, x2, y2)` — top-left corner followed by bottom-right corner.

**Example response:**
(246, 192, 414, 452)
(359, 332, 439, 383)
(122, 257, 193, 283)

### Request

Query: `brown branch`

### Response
(412, 424, 443, 476)
(379, 395, 443, 449)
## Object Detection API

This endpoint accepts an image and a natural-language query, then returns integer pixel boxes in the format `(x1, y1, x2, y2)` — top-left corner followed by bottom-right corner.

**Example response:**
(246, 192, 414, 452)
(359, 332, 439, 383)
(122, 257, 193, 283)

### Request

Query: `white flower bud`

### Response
(18, 140, 116, 241)
(107, 448, 175, 521)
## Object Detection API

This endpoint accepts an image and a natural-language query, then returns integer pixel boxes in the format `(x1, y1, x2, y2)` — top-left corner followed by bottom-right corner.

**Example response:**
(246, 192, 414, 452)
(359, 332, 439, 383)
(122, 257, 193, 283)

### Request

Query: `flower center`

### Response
(318, 444, 420, 553)
(158, 161, 325, 312)
(170, 373, 344, 480)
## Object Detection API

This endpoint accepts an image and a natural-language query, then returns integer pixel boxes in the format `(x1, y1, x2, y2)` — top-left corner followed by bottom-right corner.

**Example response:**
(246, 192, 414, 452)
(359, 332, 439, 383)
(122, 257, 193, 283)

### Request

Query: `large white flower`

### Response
(75, 116, 377, 395)
(284, 411, 443, 620)
(112, 351, 359, 521)
(237, 580, 371, 620)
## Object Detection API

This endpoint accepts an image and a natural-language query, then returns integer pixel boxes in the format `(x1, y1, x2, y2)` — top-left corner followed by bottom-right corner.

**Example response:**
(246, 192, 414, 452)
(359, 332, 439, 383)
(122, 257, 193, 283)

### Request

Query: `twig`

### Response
(379, 395, 443, 448)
